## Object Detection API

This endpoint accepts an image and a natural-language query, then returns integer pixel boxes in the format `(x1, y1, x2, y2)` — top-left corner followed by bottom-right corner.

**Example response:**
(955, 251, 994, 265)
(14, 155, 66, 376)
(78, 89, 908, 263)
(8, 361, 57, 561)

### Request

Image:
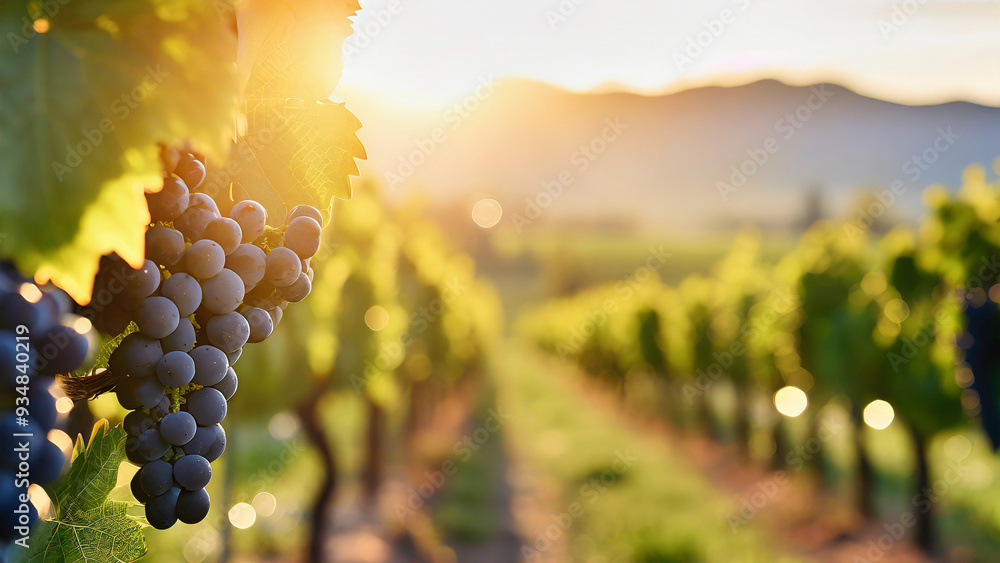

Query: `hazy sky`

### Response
(339, 0, 1000, 107)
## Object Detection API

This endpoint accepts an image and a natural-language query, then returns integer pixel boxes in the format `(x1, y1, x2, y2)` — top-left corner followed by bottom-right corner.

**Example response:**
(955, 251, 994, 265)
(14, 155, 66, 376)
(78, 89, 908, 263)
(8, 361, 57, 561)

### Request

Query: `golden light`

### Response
(774, 386, 808, 417)
(364, 305, 390, 331)
(863, 400, 894, 430)
(47, 429, 73, 457)
(883, 298, 910, 324)
(252, 492, 276, 517)
(117, 461, 138, 488)
(55, 397, 74, 414)
(228, 503, 256, 529)
(944, 435, 972, 461)
(471, 199, 502, 228)
(27, 484, 52, 518)
(860, 271, 887, 297)
(268, 411, 299, 440)
(72, 317, 93, 334)
(18, 283, 42, 303)
(32, 19, 50, 34)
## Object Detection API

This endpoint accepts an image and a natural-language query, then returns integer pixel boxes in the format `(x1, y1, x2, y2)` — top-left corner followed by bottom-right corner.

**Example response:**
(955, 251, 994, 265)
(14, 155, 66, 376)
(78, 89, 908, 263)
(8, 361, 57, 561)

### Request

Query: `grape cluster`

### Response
(87, 152, 321, 529)
(0, 264, 89, 545)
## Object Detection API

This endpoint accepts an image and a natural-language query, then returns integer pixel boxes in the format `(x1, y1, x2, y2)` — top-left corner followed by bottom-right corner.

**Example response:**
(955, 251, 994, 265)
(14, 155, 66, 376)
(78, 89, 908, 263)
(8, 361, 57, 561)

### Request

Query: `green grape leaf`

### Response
(213, 99, 365, 221)
(74, 322, 137, 377)
(0, 0, 237, 304)
(236, 0, 361, 101)
(213, 0, 365, 222)
(12, 420, 147, 563)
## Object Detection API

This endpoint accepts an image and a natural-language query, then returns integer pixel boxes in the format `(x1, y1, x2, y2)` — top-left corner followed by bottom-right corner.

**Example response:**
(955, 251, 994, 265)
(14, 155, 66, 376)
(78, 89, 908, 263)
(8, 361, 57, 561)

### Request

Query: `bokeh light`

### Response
(774, 386, 808, 417)
(863, 400, 894, 430)
(471, 199, 502, 228)
(268, 411, 299, 440)
(364, 305, 390, 331)
(252, 492, 276, 517)
(228, 503, 256, 529)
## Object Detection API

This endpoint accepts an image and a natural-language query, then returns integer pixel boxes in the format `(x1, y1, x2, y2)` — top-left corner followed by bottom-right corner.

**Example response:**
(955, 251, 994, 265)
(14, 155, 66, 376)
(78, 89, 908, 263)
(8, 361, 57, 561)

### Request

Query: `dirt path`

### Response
(526, 349, 940, 563)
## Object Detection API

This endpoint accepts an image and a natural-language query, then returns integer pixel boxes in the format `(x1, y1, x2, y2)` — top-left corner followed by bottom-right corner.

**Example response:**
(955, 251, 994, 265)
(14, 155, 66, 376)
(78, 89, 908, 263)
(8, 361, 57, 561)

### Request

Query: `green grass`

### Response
(492, 341, 800, 563)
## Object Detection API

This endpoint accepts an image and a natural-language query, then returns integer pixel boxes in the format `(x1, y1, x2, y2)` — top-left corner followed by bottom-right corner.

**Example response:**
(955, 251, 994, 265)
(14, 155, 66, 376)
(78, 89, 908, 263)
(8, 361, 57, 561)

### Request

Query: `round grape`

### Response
(189, 345, 228, 386)
(140, 459, 174, 497)
(225, 244, 266, 291)
(173, 454, 212, 490)
(122, 260, 161, 303)
(137, 296, 180, 339)
(131, 470, 150, 503)
(33, 325, 89, 375)
(137, 428, 172, 462)
(28, 377, 57, 431)
(184, 240, 226, 280)
(205, 425, 227, 462)
(160, 273, 202, 317)
(206, 312, 249, 354)
(183, 425, 218, 456)
(117, 376, 165, 410)
(277, 272, 311, 303)
(156, 351, 195, 387)
(200, 268, 245, 315)
(204, 217, 242, 255)
(175, 193, 220, 241)
(283, 216, 321, 259)
(176, 488, 210, 524)
(160, 317, 197, 353)
(286, 204, 322, 225)
(145, 487, 180, 529)
(160, 411, 197, 446)
(175, 154, 207, 189)
(146, 176, 190, 222)
(31, 440, 65, 485)
(109, 333, 163, 378)
(186, 388, 227, 426)
(265, 247, 302, 287)
(213, 367, 238, 400)
(124, 410, 155, 437)
(145, 225, 186, 267)
(243, 306, 273, 343)
(230, 200, 267, 243)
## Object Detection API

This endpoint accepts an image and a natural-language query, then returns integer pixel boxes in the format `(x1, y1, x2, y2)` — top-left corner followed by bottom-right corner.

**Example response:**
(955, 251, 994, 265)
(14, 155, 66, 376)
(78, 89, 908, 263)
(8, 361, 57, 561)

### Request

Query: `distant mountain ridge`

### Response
(338, 78, 1000, 232)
